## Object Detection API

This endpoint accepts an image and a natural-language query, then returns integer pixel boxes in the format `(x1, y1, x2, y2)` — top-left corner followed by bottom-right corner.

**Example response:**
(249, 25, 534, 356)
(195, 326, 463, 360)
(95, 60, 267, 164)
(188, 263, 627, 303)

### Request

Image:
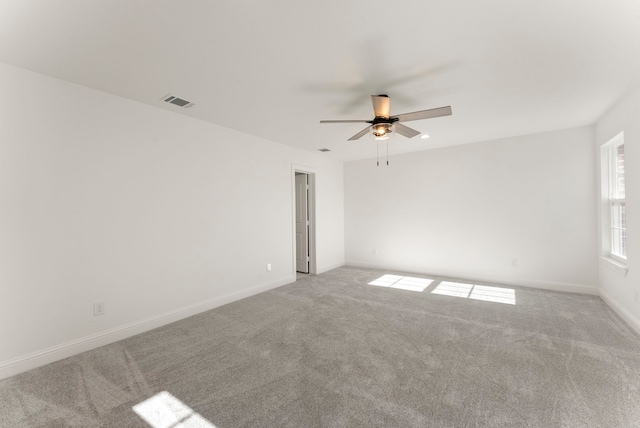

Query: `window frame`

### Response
(600, 132, 628, 274)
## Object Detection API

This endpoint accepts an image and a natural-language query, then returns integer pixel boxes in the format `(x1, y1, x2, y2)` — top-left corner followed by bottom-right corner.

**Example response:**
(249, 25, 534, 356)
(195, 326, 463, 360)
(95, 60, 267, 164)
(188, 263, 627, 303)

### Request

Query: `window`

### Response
(601, 132, 627, 271)
(610, 142, 626, 260)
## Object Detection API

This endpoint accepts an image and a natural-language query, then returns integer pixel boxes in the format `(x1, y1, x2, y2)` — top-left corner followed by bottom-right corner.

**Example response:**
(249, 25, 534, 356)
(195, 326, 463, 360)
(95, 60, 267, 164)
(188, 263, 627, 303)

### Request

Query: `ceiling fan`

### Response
(320, 94, 452, 141)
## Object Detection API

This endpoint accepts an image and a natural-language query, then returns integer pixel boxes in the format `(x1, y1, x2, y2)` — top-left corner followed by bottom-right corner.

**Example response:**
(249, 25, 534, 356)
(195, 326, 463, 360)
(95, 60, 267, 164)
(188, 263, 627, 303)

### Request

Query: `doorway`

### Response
(292, 167, 316, 278)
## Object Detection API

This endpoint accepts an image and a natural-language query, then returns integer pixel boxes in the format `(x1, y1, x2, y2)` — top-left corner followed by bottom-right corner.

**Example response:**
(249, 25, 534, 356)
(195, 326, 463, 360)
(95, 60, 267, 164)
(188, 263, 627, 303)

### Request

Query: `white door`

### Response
(295, 173, 309, 273)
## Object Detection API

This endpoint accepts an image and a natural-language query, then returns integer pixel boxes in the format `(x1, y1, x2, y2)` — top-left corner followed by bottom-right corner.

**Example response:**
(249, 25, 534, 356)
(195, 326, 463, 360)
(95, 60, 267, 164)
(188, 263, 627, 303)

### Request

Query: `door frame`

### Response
(291, 164, 316, 277)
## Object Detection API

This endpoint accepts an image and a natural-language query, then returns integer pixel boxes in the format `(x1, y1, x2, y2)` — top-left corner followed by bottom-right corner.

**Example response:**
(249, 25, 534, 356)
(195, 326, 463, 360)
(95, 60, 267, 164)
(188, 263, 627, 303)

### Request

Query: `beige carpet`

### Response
(1, 266, 639, 427)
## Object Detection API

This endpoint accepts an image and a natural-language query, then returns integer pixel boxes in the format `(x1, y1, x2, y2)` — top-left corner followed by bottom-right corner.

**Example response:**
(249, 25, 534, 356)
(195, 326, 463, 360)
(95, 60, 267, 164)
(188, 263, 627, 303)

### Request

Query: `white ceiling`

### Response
(1, 1, 640, 161)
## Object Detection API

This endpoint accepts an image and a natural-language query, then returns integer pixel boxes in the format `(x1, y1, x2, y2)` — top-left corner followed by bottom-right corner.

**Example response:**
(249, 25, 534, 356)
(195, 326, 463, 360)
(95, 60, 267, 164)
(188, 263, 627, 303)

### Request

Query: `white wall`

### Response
(0, 62, 344, 378)
(345, 126, 598, 293)
(596, 83, 640, 334)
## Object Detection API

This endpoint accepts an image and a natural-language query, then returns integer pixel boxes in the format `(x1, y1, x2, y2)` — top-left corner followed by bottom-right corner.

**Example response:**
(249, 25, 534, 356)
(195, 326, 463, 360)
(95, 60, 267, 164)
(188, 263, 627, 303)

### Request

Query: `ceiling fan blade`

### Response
(371, 95, 391, 118)
(348, 126, 372, 141)
(392, 106, 452, 122)
(320, 119, 370, 123)
(394, 123, 421, 138)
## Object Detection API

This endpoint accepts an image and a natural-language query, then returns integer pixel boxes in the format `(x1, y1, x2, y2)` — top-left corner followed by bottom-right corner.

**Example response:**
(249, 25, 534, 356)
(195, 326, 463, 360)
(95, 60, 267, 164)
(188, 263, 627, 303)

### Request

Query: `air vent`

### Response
(161, 94, 194, 108)
(318, 148, 331, 152)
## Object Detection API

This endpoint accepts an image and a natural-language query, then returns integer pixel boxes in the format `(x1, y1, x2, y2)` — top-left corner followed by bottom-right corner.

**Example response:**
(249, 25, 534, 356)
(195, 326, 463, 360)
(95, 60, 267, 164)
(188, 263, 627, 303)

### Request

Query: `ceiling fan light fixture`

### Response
(370, 123, 395, 141)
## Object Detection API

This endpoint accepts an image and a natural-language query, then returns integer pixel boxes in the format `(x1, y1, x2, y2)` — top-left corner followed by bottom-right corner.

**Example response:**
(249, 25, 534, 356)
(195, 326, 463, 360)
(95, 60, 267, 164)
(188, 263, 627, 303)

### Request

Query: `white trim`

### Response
(608, 251, 627, 266)
(316, 261, 345, 274)
(0, 275, 294, 380)
(599, 289, 640, 337)
(600, 256, 628, 277)
(345, 260, 599, 295)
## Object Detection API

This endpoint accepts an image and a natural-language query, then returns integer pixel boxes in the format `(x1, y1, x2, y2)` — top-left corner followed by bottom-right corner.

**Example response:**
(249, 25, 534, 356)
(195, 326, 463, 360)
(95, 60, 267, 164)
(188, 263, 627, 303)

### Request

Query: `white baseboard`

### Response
(316, 261, 345, 274)
(599, 289, 640, 336)
(0, 275, 294, 381)
(345, 260, 599, 295)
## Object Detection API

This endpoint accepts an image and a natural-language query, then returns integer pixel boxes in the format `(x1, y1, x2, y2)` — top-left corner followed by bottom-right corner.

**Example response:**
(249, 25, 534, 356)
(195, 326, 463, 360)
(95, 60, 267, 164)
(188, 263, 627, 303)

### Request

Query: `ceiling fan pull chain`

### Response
(377, 141, 379, 166)
(387, 141, 389, 166)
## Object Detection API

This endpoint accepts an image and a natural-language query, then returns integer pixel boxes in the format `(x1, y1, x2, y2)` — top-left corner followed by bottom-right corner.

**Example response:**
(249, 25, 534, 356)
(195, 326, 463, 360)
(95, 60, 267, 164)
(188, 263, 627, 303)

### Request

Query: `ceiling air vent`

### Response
(162, 94, 194, 108)
(318, 148, 331, 152)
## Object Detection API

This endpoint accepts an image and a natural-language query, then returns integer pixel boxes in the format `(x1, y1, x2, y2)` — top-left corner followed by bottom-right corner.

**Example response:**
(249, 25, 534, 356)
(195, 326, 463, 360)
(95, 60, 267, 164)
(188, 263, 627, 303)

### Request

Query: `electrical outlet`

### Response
(266, 263, 272, 271)
(510, 259, 518, 268)
(372, 249, 377, 256)
(94, 302, 105, 316)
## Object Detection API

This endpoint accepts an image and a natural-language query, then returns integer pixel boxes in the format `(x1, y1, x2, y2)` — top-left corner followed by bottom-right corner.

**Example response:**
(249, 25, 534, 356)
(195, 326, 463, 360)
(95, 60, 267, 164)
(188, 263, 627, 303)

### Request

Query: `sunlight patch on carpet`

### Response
(432, 281, 516, 305)
(133, 391, 217, 428)
(368, 274, 433, 292)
